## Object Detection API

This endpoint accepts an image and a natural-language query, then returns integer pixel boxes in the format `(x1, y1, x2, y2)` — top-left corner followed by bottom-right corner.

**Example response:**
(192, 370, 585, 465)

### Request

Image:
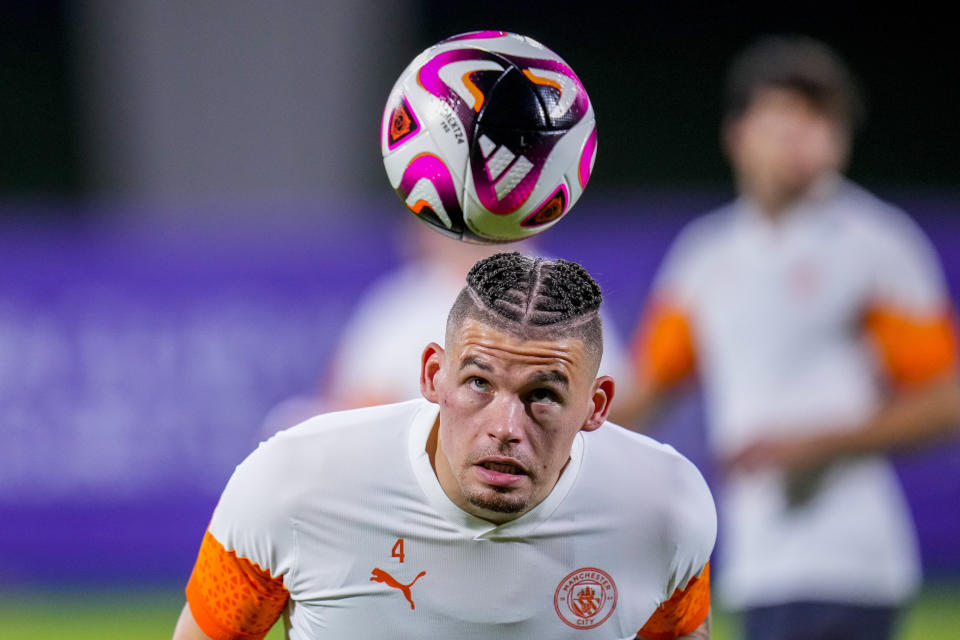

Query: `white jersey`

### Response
(638, 175, 956, 608)
(187, 399, 716, 639)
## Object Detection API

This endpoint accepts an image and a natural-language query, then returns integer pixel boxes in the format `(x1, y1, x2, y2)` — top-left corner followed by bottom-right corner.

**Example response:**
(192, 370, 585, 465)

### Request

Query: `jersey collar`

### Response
(738, 172, 843, 229)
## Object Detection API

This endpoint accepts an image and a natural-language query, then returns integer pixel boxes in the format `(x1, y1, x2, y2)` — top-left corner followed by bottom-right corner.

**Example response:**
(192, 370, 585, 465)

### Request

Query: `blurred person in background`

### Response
(611, 35, 960, 640)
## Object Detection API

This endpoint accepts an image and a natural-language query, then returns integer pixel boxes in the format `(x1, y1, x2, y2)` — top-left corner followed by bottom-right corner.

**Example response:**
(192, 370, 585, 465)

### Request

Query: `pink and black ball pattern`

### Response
(381, 31, 596, 243)
(397, 153, 464, 239)
(419, 47, 590, 216)
(382, 86, 471, 240)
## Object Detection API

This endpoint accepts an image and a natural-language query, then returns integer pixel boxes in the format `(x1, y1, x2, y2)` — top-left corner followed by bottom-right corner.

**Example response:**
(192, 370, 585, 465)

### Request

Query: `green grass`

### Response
(709, 582, 960, 639)
(899, 583, 960, 638)
(0, 588, 284, 640)
(0, 583, 956, 639)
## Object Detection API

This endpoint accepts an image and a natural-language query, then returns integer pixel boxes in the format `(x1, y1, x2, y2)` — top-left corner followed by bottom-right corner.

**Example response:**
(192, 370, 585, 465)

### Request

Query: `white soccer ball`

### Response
(381, 30, 597, 244)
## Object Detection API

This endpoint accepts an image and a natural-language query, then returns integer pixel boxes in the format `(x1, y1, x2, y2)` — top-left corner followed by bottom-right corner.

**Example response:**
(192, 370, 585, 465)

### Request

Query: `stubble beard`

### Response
(463, 484, 528, 515)
(457, 444, 537, 517)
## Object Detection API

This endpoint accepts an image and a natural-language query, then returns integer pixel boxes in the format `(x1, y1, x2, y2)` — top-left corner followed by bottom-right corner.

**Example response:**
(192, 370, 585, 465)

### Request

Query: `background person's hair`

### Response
(723, 35, 865, 131)
(447, 252, 604, 371)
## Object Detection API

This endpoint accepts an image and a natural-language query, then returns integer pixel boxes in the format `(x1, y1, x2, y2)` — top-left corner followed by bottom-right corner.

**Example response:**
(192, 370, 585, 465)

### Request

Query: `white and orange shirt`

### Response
(186, 399, 716, 639)
(633, 175, 958, 608)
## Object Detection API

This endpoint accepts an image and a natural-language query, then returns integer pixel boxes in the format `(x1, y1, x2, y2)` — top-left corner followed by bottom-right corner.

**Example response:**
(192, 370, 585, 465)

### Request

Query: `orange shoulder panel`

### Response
(864, 304, 958, 387)
(637, 562, 710, 640)
(632, 299, 697, 389)
(185, 530, 289, 640)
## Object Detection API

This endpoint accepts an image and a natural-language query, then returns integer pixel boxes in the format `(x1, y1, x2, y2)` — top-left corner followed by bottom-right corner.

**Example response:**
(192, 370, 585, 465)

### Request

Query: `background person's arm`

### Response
(610, 297, 697, 431)
(726, 372, 960, 473)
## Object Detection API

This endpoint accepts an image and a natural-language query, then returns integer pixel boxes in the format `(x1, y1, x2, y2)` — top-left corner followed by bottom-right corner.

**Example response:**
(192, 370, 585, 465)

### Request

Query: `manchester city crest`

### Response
(553, 567, 618, 629)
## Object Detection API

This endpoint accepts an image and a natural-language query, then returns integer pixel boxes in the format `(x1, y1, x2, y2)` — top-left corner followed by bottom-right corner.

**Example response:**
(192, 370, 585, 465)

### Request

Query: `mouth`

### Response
(474, 458, 529, 487)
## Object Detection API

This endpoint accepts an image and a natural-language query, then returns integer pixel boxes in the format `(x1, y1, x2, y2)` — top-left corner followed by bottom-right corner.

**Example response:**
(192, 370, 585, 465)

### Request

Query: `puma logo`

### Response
(370, 567, 427, 610)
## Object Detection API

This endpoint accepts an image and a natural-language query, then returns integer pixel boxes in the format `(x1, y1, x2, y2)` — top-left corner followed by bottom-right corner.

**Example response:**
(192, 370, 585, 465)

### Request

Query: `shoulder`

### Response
(582, 425, 716, 523)
(578, 425, 717, 573)
(276, 398, 427, 442)
(351, 263, 458, 315)
(669, 203, 741, 257)
(207, 400, 432, 579)
(832, 181, 946, 295)
(655, 204, 741, 289)
(831, 180, 931, 248)
(220, 400, 428, 514)
(336, 264, 448, 347)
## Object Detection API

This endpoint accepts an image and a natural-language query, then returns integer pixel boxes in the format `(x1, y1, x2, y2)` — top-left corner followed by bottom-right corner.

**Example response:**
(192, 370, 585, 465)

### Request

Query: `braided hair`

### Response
(446, 252, 604, 369)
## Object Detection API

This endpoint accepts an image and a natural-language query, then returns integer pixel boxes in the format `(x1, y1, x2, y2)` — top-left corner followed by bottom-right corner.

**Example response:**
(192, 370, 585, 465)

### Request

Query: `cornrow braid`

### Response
(465, 252, 602, 326)
(446, 252, 605, 373)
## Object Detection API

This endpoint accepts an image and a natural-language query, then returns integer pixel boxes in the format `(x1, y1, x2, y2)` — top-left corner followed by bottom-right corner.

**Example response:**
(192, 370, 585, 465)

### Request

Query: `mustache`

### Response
(469, 445, 534, 473)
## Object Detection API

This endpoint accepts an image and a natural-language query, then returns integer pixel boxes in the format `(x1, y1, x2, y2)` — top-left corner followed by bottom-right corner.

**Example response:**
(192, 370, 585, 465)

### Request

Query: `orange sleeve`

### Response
(185, 531, 290, 640)
(637, 562, 710, 640)
(632, 299, 697, 390)
(864, 304, 959, 387)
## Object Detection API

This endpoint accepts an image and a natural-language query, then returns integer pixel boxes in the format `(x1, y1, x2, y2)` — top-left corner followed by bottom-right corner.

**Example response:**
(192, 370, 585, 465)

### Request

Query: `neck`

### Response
(744, 171, 840, 221)
(753, 193, 797, 220)
(743, 176, 827, 221)
(425, 416, 439, 470)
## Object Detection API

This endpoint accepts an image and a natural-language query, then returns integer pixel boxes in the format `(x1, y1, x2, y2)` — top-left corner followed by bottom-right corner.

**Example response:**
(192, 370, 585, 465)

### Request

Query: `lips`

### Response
(481, 461, 524, 475)
(474, 458, 528, 487)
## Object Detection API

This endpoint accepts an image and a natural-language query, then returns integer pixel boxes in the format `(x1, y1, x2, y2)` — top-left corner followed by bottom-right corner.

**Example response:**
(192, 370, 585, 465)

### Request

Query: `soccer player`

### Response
(173, 252, 716, 639)
(612, 36, 960, 639)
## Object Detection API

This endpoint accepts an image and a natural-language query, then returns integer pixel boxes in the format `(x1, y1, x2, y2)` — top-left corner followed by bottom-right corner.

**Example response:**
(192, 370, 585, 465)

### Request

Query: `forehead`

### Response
(449, 318, 587, 376)
(747, 87, 830, 120)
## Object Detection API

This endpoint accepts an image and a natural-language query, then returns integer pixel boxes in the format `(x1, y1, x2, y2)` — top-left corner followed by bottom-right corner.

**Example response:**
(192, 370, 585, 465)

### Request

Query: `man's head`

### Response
(722, 35, 864, 214)
(420, 252, 614, 524)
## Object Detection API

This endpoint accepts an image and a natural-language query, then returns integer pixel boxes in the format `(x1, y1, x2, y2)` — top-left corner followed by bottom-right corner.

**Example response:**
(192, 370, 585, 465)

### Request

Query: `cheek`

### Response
(438, 419, 470, 470)
(527, 406, 567, 446)
(732, 128, 776, 176)
(442, 388, 486, 420)
(528, 409, 580, 460)
(798, 124, 842, 168)
(529, 392, 589, 425)
(438, 393, 483, 455)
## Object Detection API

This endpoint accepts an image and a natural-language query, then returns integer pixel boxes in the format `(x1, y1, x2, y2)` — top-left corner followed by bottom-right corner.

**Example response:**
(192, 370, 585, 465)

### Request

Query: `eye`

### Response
(528, 387, 559, 404)
(468, 376, 491, 392)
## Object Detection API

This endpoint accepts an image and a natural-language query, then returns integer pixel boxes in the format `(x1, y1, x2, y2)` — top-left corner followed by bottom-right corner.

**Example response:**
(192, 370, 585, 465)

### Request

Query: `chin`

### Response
(465, 488, 529, 518)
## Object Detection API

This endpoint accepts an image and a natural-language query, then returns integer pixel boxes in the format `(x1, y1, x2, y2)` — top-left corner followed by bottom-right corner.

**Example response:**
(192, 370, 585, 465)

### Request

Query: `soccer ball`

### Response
(381, 30, 597, 244)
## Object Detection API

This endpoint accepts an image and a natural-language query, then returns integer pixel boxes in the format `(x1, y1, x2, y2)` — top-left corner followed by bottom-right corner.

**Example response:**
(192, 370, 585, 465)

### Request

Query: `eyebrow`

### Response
(529, 370, 569, 388)
(458, 357, 569, 388)
(459, 356, 493, 372)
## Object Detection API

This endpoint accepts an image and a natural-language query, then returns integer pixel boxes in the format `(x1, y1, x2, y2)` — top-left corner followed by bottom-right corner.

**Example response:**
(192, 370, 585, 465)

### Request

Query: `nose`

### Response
(488, 396, 525, 445)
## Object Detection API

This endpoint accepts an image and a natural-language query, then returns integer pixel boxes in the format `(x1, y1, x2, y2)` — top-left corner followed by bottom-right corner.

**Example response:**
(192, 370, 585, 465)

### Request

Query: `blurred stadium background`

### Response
(1, 2, 957, 637)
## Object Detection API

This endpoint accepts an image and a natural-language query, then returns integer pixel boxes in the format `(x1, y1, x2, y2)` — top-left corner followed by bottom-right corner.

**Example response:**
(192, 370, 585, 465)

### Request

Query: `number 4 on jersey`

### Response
(392, 538, 405, 563)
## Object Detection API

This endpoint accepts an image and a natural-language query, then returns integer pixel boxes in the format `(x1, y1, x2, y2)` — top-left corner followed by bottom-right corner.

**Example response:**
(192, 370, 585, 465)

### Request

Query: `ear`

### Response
(581, 375, 615, 432)
(420, 342, 444, 403)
